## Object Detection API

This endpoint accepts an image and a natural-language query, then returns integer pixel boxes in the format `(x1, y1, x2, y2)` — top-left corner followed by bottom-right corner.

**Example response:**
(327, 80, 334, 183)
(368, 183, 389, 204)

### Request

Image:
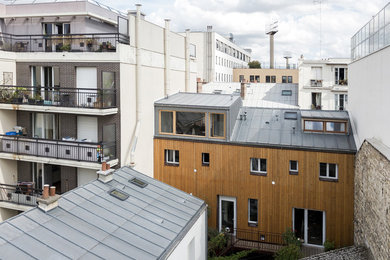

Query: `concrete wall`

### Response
(0, 208, 19, 222)
(233, 68, 298, 84)
(354, 139, 390, 260)
(167, 208, 207, 260)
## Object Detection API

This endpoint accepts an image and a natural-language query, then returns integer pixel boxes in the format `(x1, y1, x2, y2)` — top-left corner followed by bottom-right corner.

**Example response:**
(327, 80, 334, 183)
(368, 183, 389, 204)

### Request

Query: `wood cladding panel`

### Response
(154, 138, 355, 248)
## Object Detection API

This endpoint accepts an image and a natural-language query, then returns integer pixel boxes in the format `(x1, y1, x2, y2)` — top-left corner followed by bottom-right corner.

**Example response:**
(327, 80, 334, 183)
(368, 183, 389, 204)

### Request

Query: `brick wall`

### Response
(354, 139, 390, 260)
(17, 161, 31, 182)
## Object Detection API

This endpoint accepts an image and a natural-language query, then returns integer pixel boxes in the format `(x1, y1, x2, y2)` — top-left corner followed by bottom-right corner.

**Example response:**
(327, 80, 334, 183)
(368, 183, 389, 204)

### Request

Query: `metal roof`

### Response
(155, 92, 240, 109)
(300, 110, 349, 120)
(231, 107, 356, 153)
(0, 167, 206, 259)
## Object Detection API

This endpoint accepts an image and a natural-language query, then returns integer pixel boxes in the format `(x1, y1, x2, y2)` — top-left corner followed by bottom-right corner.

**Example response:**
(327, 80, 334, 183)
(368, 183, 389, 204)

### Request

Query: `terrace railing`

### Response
(0, 85, 117, 109)
(0, 32, 129, 52)
(0, 135, 116, 163)
(0, 183, 41, 207)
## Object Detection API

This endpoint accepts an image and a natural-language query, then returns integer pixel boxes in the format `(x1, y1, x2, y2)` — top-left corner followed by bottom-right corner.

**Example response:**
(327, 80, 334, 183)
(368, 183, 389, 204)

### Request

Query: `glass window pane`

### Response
(326, 122, 346, 132)
(175, 150, 179, 162)
(386, 4, 390, 25)
(290, 160, 298, 171)
(202, 153, 209, 164)
(320, 163, 327, 177)
(211, 113, 224, 137)
(102, 72, 115, 89)
(251, 158, 259, 172)
(328, 164, 337, 178)
(304, 121, 323, 131)
(176, 112, 205, 136)
(249, 199, 258, 222)
(161, 111, 173, 133)
(260, 159, 267, 172)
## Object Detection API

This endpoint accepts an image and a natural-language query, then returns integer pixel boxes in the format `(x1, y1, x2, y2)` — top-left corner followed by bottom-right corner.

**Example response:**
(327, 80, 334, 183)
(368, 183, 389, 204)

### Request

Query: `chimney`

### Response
(240, 82, 246, 99)
(97, 163, 115, 183)
(266, 21, 278, 69)
(37, 185, 60, 212)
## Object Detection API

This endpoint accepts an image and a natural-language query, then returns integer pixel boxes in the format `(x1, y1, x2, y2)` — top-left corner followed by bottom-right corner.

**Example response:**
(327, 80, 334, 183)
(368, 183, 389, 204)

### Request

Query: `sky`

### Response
(101, 0, 386, 66)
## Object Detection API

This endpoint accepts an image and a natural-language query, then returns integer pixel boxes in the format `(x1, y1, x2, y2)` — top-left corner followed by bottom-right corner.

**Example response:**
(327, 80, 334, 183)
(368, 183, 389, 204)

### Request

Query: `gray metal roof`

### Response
(300, 110, 349, 120)
(231, 107, 356, 153)
(0, 167, 206, 260)
(155, 92, 240, 109)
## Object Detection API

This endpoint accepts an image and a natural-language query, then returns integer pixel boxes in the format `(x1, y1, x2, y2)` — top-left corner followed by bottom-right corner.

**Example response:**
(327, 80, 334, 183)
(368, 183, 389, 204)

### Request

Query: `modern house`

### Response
(184, 27, 251, 83)
(350, 3, 390, 259)
(0, 166, 207, 259)
(233, 68, 298, 84)
(0, 0, 197, 221)
(153, 93, 356, 251)
(298, 58, 350, 111)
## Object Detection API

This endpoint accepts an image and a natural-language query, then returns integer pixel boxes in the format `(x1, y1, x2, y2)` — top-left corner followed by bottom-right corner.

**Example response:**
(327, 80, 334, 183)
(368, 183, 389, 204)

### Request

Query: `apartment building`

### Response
(185, 27, 251, 83)
(154, 93, 356, 250)
(298, 58, 350, 111)
(233, 68, 298, 84)
(350, 3, 390, 259)
(0, 0, 197, 221)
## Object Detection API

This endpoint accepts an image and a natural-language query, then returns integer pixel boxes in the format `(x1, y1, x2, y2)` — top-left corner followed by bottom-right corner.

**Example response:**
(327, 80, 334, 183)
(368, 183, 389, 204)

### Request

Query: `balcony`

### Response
(0, 135, 117, 169)
(310, 80, 323, 87)
(0, 86, 117, 115)
(0, 32, 129, 52)
(0, 183, 41, 210)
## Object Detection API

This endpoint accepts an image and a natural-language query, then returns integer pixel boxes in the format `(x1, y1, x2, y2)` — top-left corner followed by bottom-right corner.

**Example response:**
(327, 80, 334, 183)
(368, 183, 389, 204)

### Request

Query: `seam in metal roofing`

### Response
(155, 92, 240, 108)
(0, 167, 206, 260)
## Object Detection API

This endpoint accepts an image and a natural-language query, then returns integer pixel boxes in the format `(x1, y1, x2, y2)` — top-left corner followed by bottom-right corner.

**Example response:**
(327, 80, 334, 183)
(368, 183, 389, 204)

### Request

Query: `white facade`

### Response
(298, 58, 350, 110)
(186, 28, 251, 83)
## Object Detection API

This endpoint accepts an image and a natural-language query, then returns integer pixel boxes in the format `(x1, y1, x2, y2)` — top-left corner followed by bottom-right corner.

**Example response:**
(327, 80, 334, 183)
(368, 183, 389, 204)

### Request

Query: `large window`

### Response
(335, 67, 348, 85)
(304, 120, 324, 131)
(319, 163, 338, 180)
(165, 149, 179, 165)
(326, 122, 346, 133)
(160, 111, 173, 133)
(250, 158, 267, 175)
(210, 113, 225, 138)
(304, 120, 347, 133)
(176, 112, 205, 136)
(248, 199, 258, 225)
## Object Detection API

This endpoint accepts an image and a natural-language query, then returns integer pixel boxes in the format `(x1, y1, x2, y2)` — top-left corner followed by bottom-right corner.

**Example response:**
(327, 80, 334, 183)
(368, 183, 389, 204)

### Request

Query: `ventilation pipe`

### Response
(185, 29, 190, 92)
(164, 19, 171, 96)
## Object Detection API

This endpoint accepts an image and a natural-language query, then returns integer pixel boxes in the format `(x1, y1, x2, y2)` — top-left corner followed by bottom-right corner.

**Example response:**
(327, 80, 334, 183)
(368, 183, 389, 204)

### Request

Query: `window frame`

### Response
(303, 119, 347, 134)
(159, 110, 175, 135)
(289, 160, 299, 175)
(250, 158, 267, 176)
(209, 113, 226, 139)
(303, 119, 324, 132)
(165, 149, 179, 166)
(175, 111, 206, 137)
(248, 198, 258, 226)
(282, 76, 287, 83)
(202, 152, 210, 166)
(319, 162, 338, 181)
(288, 76, 293, 83)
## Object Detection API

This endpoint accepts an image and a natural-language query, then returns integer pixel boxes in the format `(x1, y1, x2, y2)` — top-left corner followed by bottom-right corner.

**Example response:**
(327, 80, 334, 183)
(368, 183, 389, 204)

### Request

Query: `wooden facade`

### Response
(154, 138, 355, 248)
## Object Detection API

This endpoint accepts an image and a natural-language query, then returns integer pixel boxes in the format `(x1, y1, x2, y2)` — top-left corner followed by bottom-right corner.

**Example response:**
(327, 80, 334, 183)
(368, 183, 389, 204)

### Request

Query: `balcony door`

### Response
(31, 66, 59, 102)
(219, 196, 236, 235)
(43, 23, 70, 52)
(76, 67, 97, 107)
(293, 208, 326, 246)
(32, 163, 61, 193)
(33, 113, 58, 140)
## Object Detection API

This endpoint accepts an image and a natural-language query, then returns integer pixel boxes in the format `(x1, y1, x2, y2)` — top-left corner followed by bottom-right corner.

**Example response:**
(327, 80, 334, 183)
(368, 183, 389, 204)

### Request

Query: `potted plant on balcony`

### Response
(35, 94, 44, 105)
(60, 44, 71, 52)
(86, 39, 93, 50)
(11, 89, 23, 103)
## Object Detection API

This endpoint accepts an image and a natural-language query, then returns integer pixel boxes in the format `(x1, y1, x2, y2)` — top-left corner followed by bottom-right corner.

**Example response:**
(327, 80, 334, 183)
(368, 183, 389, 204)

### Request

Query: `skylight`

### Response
(129, 177, 148, 188)
(109, 189, 129, 200)
(282, 90, 292, 96)
(284, 112, 298, 120)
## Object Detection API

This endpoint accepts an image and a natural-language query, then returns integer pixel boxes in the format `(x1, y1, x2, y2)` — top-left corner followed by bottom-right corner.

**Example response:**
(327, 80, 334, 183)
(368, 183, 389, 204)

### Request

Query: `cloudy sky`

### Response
(101, 0, 386, 66)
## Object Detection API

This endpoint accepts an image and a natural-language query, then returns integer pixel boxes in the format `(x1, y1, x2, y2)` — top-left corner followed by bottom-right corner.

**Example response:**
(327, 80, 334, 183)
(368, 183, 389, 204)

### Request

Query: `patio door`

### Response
(293, 208, 326, 246)
(219, 196, 236, 234)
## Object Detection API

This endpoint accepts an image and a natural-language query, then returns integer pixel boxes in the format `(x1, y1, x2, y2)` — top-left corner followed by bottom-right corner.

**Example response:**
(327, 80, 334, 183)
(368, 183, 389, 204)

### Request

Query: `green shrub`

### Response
(210, 249, 254, 260)
(208, 230, 227, 257)
(323, 240, 335, 252)
(282, 228, 302, 247)
(274, 244, 302, 260)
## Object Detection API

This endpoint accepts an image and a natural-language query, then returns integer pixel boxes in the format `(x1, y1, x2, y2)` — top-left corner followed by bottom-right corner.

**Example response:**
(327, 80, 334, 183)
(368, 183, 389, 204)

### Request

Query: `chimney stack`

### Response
(240, 82, 246, 99)
(266, 21, 278, 69)
(37, 185, 60, 212)
(97, 163, 114, 183)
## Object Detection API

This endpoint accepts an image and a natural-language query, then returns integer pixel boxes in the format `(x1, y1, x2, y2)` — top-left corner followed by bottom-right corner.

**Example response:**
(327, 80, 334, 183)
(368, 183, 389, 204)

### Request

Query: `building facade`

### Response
(298, 58, 350, 111)
(233, 68, 298, 84)
(186, 27, 251, 83)
(0, 0, 197, 221)
(153, 93, 356, 249)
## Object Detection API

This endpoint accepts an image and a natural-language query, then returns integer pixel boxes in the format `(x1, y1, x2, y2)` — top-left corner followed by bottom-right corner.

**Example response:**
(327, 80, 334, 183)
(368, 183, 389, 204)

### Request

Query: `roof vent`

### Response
(129, 177, 148, 188)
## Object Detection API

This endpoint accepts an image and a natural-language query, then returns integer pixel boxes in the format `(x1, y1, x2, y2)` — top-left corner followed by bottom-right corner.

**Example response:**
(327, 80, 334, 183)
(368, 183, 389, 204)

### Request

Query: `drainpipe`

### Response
(129, 4, 142, 167)
(185, 29, 190, 92)
(164, 19, 171, 96)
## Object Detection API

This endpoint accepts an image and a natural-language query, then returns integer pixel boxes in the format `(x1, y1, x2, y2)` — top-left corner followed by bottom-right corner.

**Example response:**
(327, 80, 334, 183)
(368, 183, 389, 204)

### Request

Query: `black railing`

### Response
(0, 183, 41, 207)
(0, 135, 116, 163)
(0, 32, 129, 52)
(0, 85, 116, 109)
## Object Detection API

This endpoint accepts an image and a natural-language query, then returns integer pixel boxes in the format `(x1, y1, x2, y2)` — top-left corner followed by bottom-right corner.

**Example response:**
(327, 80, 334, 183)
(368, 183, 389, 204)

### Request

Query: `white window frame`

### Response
(165, 149, 179, 165)
(289, 160, 299, 174)
(319, 163, 338, 180)
(250, 158, 267, 175)
(202, 152, 210, 166)
(248, 198, 258, 225)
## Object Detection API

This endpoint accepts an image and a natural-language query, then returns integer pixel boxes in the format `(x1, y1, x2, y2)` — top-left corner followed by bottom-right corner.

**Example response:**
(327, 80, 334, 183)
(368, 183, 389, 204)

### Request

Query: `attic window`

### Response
(109, 189, 129, 201)
(282, 90, 292, 96)
(129, 177, 148, 188)
(284, 112, 298, 120)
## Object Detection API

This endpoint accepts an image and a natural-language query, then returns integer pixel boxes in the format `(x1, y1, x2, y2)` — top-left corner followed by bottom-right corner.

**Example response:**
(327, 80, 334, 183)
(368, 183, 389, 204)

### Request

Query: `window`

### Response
(165, 149, 179, 165)
(284, 112, 297, 120)
(288, 76, 293, 83)
(109, 189, 129, 201)
(202, 153, 210, 166)
(250, 158, 267, 175)
(160, 111, 173, 133)
(304, 120, 324, 131)
(282, 76, 287, 83)
(250, 75, 255, 82)
(335, 67, 348, 85)
(326, 122, 346, 133)
(282, 90, 292, 96)
(289, 160, 298, 175)
(271, 76, 276, 83)
(319, 163, 338, 180)
(255, 75, 260, 82)
(335, 94, 348, 111)
(311, 92, 322, 109)
(266, 76, 271, 83)
(248, 199, 258, 225)
(176, 112, 205, 136)
(210, 113, 225, 138)
(102, 71, 115, 107)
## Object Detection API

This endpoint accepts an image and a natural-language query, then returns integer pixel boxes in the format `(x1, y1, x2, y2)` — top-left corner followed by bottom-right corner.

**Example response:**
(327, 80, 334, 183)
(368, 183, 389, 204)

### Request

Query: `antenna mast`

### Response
(313, 0, 324, 58)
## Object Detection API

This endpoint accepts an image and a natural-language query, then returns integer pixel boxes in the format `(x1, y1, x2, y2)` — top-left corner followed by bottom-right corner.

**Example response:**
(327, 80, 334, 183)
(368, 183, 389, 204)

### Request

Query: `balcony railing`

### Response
(0, 86, 116, 109)
(0, 135, 116, 163)
(0, 183, 41, 207)
(310, 80, 323, 87)
(0, 32, 129, 52)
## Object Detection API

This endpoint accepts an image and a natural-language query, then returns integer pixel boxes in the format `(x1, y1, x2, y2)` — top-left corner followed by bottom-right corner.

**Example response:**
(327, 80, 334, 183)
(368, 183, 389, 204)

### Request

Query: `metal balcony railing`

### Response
(0, 183, 41, 207)
(0, 32, 129, 52)
(310, 80, 323, 87)
(0, 85, 117, 109)
(0, 135, 116, 163)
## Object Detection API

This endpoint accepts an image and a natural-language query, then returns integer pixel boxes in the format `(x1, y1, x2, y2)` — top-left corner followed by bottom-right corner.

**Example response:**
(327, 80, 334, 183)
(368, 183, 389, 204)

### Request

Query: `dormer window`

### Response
(210, 113, 225, 138)
(303, 119, 347, 134)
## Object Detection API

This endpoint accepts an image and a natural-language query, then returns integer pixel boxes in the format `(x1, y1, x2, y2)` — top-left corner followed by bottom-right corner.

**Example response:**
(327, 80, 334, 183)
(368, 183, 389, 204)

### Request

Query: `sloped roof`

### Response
(0, 167, 206, 259)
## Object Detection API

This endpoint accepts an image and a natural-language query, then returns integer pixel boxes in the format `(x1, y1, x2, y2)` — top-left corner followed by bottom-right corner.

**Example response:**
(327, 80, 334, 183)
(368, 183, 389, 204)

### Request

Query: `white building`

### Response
(298, 58, 350, 110)
(185, 26, 251, 83)
(0, 0, 197, 221)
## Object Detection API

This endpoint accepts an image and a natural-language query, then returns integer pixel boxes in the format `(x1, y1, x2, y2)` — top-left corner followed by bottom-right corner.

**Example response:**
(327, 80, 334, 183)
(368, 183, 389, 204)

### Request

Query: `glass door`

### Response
(219, 196, 236, 234)
(293, 208, 325, 246)
(33, 163, 44, 190)
(33, 113, 57, 140)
